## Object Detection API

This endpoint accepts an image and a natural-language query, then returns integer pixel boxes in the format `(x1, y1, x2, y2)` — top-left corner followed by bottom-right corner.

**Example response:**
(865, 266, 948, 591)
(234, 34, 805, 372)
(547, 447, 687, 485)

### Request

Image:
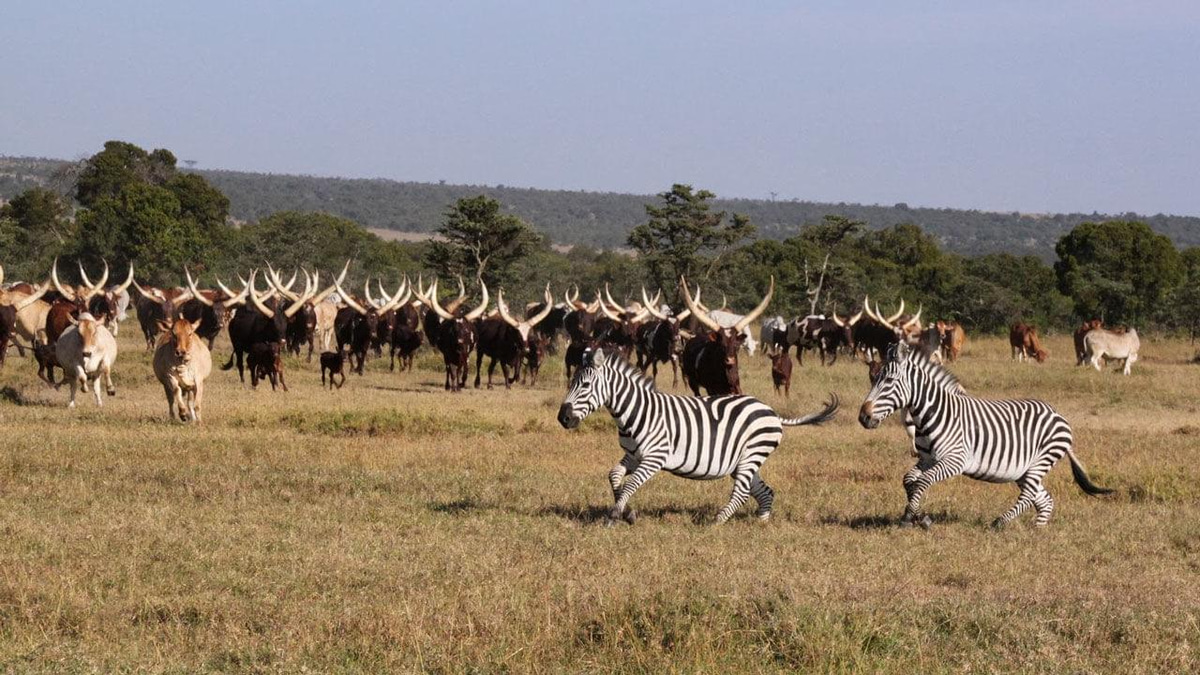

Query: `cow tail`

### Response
(1067, 448, 1114, 496)
(221, 353, 235, 371)
(780, 393, 839, 427)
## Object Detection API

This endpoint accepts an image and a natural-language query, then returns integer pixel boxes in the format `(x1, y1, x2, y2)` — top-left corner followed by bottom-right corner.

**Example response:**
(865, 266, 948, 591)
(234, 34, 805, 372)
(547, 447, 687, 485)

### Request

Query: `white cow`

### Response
(709, 309, 759, 356)
(55, 313, 118, 408)
(1084, 327, 1140, 375)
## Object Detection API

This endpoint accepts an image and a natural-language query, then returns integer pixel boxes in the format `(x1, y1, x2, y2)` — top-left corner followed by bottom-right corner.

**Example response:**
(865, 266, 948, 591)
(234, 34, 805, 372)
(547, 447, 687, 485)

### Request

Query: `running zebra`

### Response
(557, 348, 838, 525)
(859, 343, 1113, 528)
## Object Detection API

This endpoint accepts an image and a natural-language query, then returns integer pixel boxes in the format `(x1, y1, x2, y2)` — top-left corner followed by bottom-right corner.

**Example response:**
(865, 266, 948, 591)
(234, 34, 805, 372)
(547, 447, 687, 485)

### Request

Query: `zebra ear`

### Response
(892, 341, 912, 361)
(591, 349, 607, 367)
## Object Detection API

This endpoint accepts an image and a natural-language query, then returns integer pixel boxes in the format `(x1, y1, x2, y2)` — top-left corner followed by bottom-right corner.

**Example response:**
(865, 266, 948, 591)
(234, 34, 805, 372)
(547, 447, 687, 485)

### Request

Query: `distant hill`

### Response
(4, 155, 1198, 259)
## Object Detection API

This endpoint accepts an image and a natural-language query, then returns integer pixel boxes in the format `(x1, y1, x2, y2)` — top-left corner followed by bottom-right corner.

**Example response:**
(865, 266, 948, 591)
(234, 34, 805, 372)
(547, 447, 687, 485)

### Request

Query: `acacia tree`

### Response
(627, 184, 754, 301)
(425, 195, 543, 287)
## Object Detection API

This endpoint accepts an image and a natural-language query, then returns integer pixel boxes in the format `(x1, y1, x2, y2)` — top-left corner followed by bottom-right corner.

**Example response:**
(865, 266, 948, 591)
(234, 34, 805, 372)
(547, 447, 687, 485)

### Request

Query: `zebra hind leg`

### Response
(715, 469, 757, 525)
(748, 474, 775, 521)
(992, 479, 1041, 529)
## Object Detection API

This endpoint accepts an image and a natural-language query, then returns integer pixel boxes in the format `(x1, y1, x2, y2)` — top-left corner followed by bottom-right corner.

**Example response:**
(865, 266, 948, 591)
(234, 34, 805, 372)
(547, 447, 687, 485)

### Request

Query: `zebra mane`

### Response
(600, 350, 657, 390)
(907, 351, 966, 394)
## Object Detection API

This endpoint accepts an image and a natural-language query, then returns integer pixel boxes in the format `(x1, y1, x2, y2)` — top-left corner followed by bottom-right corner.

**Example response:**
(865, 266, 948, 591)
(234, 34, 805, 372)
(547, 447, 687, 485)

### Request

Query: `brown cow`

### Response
(1074, 319, 1104, 366)
(937, 320, 966, 362)
(1010, 322, 1048, 363)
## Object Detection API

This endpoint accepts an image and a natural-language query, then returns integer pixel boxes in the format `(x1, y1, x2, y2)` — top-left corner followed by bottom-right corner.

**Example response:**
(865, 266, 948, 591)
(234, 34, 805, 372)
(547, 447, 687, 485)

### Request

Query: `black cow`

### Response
(418, 278, 489, 392)
(473, 288, 553, 389)
(389, 303, 423, 372)
(678, 277, 773, 397)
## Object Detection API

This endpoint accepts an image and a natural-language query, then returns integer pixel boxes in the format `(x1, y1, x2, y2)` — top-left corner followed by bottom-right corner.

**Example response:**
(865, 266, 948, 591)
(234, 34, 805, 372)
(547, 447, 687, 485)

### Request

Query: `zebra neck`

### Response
(907, 369, 947, 433)
(603, 370, 646, 430)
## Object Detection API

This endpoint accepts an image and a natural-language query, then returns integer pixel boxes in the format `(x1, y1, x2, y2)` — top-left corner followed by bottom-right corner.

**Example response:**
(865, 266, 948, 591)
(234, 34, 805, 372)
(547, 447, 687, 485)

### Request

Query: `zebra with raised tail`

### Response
(557, 348, 839, 525)
(859, 343, 1114, 528)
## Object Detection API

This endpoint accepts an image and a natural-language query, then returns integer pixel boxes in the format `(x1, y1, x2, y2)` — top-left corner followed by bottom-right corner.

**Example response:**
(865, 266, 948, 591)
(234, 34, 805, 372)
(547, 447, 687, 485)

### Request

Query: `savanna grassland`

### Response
(1, 329, 1198, 673)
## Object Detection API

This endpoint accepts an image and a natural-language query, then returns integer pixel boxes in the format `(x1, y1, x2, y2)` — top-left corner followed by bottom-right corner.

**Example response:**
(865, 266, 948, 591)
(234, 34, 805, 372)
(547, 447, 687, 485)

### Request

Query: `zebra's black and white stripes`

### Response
(558, 348, 838, 524)
(859, 344, 1112, 528)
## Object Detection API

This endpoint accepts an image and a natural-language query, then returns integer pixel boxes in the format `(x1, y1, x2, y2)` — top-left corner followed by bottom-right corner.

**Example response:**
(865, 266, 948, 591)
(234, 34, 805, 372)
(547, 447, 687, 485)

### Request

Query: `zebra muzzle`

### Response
(557, 404, 581, 430)
(858, 401, 880, 429)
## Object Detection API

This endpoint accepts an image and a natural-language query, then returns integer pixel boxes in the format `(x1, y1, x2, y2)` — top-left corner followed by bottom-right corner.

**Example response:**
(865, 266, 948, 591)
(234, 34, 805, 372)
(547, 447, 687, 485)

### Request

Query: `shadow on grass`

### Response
(0, 385, 57, 407)
(537, 503, 712, 525)
(819, 510, 964, 530)
(427, 498, 487, 515)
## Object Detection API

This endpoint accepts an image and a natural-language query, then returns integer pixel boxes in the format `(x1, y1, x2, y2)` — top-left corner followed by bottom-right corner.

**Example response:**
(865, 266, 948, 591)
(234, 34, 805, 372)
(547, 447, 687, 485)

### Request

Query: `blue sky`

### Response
(3, 1, 1197, 215)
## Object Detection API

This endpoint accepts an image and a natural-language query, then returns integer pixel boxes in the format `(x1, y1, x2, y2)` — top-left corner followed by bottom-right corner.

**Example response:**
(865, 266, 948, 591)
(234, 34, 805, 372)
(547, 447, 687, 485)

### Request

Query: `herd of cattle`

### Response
(0, 259, 1143, 421)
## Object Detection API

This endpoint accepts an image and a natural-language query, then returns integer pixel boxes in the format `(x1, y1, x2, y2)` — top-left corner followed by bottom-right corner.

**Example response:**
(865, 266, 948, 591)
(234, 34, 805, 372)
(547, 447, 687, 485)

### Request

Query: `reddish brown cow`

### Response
(1073, 319, 1104, 366)
(938, 321, 966, 362)
(1010, 322, 1048, 363)
(769, 346, 793, 397)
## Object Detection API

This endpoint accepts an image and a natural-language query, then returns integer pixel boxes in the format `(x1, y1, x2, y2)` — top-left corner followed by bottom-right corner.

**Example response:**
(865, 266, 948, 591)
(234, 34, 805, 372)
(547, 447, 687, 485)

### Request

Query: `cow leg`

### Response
(191, 383, 203, 423)
(279, 369, 288, 392)
(67, 371, 80, 409)
(501, 360, 514, 389)
(104, 364, 116, 397)
(475, 350, 485, 389)
(163, 383, 178, 421)
(486, 357, 498, 389)
(91, 372, 104, 407)
(1091, 351, 1103, 372)
(1123, 354, 1136, 375)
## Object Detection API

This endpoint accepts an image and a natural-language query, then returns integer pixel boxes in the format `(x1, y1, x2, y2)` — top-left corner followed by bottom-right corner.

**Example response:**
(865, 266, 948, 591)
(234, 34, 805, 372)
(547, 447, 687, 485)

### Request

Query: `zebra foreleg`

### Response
(903, 455, 965, 528)
(609, 455, 665, 525)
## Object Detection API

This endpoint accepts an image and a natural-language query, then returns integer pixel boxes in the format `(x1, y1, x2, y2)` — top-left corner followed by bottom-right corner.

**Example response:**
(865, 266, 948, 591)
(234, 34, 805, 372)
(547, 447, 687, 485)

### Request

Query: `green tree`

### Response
(75, 141, 177, 208)
(1165, 247, 1200, 342)
(425, 195, 543, 287)
(0, 187, 76, 278)
(627, 184, 755, 301)
(1054, 220, 1183, 324)
(75, 184, 205, 285)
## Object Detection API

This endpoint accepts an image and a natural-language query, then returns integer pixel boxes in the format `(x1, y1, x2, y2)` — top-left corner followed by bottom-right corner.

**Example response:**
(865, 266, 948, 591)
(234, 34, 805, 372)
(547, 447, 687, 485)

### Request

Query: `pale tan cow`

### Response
(153, 317, 213, 422)
(55, 312, 118, 408)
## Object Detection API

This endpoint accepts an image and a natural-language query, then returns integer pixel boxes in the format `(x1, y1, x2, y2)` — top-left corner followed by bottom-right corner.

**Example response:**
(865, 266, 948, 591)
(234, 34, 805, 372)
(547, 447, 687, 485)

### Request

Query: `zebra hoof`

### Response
(756, 511, 771, 522)
(899, 518, 915, 529)
(622, 509, 637, 525)
(990, 518, 1006, 530)
(918, 515, 933, 530)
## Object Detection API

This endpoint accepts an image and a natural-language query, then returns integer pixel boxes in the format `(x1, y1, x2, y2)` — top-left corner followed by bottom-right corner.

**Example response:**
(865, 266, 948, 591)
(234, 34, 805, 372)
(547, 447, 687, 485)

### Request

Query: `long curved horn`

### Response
(680, 277, 720, 332)
(249, 271, 276, 318)
(903, 305, 923, 330)
(185, 267, 213, 306)
(734, 276, 774, 332)
(885, 299, 905, 325)
(526, 285, 554, 327)
(496, 289, 521, 329)
(309, 261, 350, 306)
(132, 279, 163, 302)
(604, 283, 621, 313)
(77, 262, 94, 290)
(13, 280, 50, 310)
(832, 311, 845, 327)
(91, 259, 109, 296)
(113, 262, 134, 293)
(411, 276, 434, 307)
(597, 292, 620, 321)
(643, 287, 667, 320)
(463, 281, 489, 321)
(334, 276, 368, 315)
(51, 259, 76, 301)
(0, 263, 4, 287)
(718, 293, 729, 312)
(218, 277, 248, 307)
(863, 295, 881, 323)
(364, 279, 381, 310)
(384, 277, 411, 312)
(428, 280, 455, 321)
(444, 275, 468, 313)
(284, 272, 315, 318)
(874, 301, 895, 329)
(848, 309, 863, 326)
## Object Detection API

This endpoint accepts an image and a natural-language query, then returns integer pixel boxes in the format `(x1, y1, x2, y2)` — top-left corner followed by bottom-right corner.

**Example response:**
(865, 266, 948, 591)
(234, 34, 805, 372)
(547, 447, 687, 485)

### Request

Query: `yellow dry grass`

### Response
(0, 330, 1198, 672)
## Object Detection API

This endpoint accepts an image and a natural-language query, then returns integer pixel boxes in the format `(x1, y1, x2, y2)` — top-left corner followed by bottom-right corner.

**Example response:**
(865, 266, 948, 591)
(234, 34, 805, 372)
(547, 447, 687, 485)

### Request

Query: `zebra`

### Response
(859, 343, 1114, 529)
(557, 347, 839, 525)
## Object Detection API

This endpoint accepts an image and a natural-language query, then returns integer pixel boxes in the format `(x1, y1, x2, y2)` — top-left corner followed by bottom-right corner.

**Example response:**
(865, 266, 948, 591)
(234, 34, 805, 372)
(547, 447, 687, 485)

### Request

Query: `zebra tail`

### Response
(1067, 449, 1114, 496)
(780, 393, 839, 427)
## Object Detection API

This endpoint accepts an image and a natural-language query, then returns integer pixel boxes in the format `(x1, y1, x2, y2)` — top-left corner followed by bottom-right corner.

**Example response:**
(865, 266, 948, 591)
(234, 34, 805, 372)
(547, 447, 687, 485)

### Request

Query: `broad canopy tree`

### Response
(425, 195, 543, 288)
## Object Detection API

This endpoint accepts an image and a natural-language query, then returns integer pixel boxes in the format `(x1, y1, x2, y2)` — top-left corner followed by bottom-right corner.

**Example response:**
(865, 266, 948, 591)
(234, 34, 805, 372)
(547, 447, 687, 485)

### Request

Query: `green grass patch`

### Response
(281, 409, 513, 438)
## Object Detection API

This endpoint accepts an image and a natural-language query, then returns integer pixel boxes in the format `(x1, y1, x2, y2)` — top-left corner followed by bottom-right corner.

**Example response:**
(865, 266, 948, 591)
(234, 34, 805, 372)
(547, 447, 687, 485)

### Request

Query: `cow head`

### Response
(680, 275, 774, 385)
(160, 316, 203, 361)
(498, 285, 554, 342)
(417, 277, 489, 354)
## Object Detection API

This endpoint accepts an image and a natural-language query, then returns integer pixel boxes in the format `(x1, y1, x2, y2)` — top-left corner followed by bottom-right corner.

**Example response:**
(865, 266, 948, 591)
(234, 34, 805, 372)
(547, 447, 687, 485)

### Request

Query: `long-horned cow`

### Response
(636, 287, 690, 387)
(55, 312, 118, 408)
(222, 269, 325, 383)
(415, 278, 489, 392)
(153, 316, 212, 422)
(474, 286, 554, 389)
(0, 264, 51, 363)
(334, 276, 408, 375)
(678, 276, 773, 396)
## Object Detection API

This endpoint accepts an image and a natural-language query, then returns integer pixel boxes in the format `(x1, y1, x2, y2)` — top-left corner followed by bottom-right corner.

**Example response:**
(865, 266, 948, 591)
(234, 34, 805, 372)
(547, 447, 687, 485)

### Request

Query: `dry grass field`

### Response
(1, 327, 1198, 673)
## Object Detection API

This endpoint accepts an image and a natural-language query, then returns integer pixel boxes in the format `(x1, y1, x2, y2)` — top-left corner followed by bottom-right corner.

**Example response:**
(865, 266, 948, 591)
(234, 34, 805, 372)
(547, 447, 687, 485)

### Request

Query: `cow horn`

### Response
(885, 299, 906, 325)
(411, 276, 434, 307)
(334, 276, 368, 315)
(132, 279, 162, 303)
(903, 305, 922, 330)
(597, 292, 621, 321)
(444, 275, 468, 314)
(113, 262, 134, 294)
(463, 281, 489, 321)
(680, 277, 721, 332)
(643, 287, 667, 320)
(218, 277, 248, 307)
(734, 276, 773, 332)
(91, 259, 109, 296)
(604, 283, 621, 313)
(309, 260, 350, 306)
(364, 279, 381, 310)
(13, 280, 50, 310)
(718, 293, 729, 312)
(284, 272, 315, 318)
(428, 280, 455, 321)
(388, 277, 411, 311)
(185, 267, 213, 306)
(51, 259, 76, 301)
(497, 289, 522, 329)
(77, 261, 95, 291)
(832, 311, 845, 327)
(585, 291, 602, 314)
(848, 309, 863, 326)
(0, 263, 4, 287)
(249, 271, 277, 318)
(527, 285, 554, 327)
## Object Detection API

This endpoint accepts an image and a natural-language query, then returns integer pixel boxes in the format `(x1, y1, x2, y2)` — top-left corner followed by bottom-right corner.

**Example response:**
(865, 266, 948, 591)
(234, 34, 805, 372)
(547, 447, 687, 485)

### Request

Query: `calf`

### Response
(248, 342, 288, 391)
(938, 321, 965, 362)
(389, 303, 423, 373)
(769, 347, 793, 397)
(55, 312, 118, 408)
(321, 349, 347, 389)
(34, 341, 60, 387)
(523, 331, 551, 386)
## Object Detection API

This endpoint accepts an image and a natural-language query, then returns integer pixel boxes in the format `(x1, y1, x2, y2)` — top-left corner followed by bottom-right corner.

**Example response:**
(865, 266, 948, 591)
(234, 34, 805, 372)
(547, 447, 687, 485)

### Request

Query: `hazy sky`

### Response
(3, 1, 1197, 215)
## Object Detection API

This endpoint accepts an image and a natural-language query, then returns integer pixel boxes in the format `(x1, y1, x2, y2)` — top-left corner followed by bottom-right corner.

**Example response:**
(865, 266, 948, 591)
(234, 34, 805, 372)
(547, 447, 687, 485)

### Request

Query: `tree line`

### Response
(2, 141, 1197, 338)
